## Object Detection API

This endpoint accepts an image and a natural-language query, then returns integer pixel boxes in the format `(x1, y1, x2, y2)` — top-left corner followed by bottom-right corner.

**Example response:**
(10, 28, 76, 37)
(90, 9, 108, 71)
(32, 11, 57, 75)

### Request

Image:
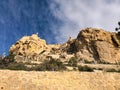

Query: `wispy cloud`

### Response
(50, 0, 120, 43)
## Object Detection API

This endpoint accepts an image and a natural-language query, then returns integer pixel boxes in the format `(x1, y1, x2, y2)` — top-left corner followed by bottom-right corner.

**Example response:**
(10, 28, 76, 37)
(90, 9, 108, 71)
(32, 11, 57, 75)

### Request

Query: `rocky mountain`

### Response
(9, 28, 120, 64)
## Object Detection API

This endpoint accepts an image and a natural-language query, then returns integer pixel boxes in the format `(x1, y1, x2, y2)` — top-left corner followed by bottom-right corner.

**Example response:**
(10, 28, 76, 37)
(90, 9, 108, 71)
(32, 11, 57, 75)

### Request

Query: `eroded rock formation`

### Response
(68, 28, 120, 63)
(9, 28, 120, 63)
(10, 33, 47, 56)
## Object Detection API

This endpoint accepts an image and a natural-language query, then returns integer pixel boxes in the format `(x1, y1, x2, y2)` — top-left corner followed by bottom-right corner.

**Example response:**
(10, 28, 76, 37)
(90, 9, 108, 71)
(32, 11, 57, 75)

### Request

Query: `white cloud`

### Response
(50, 0, 120, 43)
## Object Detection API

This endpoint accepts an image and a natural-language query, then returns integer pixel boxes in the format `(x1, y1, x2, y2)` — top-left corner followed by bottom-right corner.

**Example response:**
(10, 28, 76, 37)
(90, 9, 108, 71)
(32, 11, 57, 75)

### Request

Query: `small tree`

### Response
(115, 22, 120, 35)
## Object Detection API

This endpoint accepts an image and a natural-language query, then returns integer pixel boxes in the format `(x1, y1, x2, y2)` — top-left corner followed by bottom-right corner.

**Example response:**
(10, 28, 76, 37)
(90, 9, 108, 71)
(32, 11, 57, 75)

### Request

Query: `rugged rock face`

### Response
(9, 34, 48, 62)
(10, 33, 47, 56)
(68, 28, 120, 63)
(9, 28, 120, 63)
(9, 33, 73, 62)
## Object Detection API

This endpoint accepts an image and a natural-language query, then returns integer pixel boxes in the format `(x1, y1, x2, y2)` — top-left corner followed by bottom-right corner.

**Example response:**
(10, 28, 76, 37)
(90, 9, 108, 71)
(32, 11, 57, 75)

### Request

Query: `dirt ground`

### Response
(0, 70, 120, 90)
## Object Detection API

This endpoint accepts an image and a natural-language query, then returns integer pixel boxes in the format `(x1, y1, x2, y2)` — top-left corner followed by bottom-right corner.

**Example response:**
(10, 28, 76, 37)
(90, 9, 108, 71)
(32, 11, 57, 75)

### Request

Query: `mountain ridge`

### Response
(9, 28, 120, 64)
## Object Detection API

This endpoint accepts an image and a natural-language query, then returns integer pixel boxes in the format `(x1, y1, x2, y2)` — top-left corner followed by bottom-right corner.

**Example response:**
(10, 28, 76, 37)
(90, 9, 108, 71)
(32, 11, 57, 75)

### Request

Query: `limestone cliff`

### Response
(9, 28, 120, 63)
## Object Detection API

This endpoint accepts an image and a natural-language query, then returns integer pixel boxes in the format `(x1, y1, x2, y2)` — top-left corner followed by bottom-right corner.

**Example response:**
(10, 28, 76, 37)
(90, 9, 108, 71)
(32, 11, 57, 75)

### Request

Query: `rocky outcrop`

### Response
(9, 28, 120, 63)
(68, 28, 120, 63)
(9, 33, 47, 56)
(9, 33, 73, 62)
(9, 34, 48, 62)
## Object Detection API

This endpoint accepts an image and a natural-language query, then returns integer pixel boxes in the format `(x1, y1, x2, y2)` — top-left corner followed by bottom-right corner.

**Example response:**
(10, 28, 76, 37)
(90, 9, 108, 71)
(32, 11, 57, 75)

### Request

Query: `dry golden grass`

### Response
(0, 70, 120, 90)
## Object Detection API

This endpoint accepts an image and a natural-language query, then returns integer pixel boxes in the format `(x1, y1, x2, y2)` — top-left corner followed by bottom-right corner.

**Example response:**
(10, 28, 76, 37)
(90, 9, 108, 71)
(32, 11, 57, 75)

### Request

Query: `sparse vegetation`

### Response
(78, 65, 94, 72)
(79, 59, 94, 64)
(0, 53, 120, 72)
(115, 61, 120, 65)
(34, 58, 66, 71)
(105, 68, 120, 73)
(0, 56, 67, 71)
(68, 57, 78, 67)
(5, 62, 29, 70)
(99, 61, 110, 64)
(0, 54, 30, 70)
(105, 68, 116, 72)
(0, 54, 15, 67)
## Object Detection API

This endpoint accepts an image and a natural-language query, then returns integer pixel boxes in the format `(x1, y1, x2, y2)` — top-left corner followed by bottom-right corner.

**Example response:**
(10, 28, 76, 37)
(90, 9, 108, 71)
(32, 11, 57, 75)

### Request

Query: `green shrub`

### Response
(0, 54, 17, 70)
(78, 65, 94, 72)
(105, 68, 116, 72)
(0, 53, 15, 66)
(99, 61, 110, 64)
(117, 69, 120, 73)
(115, 62, 120, 65)
(0, 55, 29, 71)
(0, 54, 67, 71)
(6, 62, 28, 70)
(7, 53, 15, 62)
(84, 60, 93, 64)
(68, 57, 77, 67)
(105, 68, 120, 73)
(34, 59, 66, 71)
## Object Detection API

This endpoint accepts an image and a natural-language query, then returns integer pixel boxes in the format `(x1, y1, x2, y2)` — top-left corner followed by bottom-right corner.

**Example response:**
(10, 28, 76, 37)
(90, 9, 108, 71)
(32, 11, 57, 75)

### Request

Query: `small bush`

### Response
(6, 62, 28, 70)
(84, 60, 93, 64)
(99, 61, 110, 64)
(117, 69, 120, 73)
(105, 68, 116, 72)
(78, 65, 94, 72)
(0, 54, 30, 71)
(105, 68, 120, 73)
(115, 62, 120, 65)
(7, 53, 15, 62)
(95, 67, 103, 70)
(34, 59, 66, 71)
(0, 54, 15, 66)
(0, 55, 67, 71)
(68, 57, 77, 67)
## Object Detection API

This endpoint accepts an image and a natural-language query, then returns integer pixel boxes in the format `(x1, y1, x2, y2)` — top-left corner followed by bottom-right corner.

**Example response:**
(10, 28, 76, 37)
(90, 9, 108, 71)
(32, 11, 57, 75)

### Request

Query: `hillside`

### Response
(0, 28, 120, 90)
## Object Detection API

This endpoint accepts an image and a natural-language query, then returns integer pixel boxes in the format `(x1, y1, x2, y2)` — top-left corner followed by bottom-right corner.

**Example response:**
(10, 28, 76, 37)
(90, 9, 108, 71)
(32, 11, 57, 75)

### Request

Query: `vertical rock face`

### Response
(9, 34, 47, 56)
(68, 28, 120, 63)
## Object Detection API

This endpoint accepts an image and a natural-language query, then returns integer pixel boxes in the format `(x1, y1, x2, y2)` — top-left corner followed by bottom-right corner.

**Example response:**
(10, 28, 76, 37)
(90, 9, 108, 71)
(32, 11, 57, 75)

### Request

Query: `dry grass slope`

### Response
(0, 70, 120, 90)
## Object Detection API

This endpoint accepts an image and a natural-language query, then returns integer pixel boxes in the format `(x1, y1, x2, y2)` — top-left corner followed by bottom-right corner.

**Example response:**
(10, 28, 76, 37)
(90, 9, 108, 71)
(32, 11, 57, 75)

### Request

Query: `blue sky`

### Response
(0, 0, 120, 55)
(0, 0, 62, 55)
